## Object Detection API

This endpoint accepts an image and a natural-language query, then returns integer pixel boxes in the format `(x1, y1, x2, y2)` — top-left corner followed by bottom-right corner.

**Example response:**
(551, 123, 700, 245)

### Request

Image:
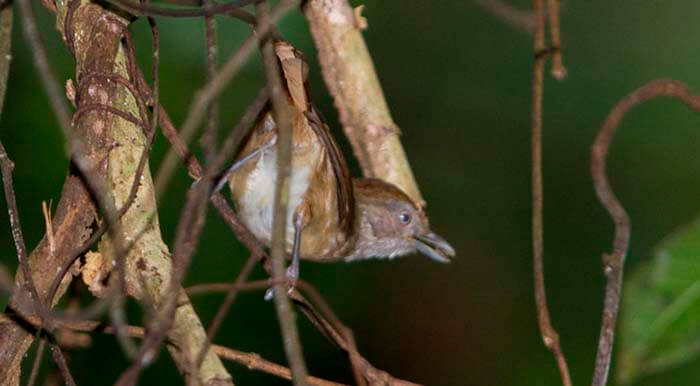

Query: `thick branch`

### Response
(0, 0, 233, 384)
(55, 3, 233, 384)
(303, 0, 424, 206)
(0, 5, 99, 383)
(0, 175, 96, 385)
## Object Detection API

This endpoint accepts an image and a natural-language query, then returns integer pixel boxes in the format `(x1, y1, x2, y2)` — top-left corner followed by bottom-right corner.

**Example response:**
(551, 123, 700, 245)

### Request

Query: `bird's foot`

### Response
(263, 263, 299, 301)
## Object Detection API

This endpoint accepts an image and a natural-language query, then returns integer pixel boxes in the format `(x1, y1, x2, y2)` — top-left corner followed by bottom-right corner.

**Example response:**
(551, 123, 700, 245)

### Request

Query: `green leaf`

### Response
(618, 219, 700, 384)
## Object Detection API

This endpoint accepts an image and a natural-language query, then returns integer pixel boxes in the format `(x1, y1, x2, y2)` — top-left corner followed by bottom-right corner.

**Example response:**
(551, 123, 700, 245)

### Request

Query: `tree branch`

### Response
(257, 2, 309, 385)
(531, 1, 572, 385)
(0, 2, 100, 382)
(0, 313, 345, 386)
(303, 0, 424, 206)
(0, 0, 234, 383)
(59, 3, 233, 383)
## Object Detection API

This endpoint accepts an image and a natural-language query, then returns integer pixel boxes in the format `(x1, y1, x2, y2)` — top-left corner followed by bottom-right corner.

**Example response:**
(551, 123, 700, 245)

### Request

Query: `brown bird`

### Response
(217, 40, 454, 287)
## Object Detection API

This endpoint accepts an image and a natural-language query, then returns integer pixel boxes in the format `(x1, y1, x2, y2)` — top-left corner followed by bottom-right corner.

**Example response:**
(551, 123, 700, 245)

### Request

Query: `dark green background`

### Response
(2, 0, 700, 385)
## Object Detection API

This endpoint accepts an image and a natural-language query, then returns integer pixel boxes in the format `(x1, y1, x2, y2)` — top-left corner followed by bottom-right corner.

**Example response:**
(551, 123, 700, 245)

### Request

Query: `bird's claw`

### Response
(263, 264, 299, 301)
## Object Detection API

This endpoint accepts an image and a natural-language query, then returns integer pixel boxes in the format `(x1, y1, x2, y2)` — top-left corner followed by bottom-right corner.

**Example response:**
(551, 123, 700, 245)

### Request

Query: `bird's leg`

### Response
(286, 204, 309, 288)
(264, 202, 310, 301)
(207, 135, 277, 194)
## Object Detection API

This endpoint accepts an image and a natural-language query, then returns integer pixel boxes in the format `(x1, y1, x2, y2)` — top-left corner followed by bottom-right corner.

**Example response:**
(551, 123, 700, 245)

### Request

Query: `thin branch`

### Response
(590, 79, 700, 386)
(545, 0, 566, 79)
(186, 278, 283, 296)
(202, 0, 220, 165)
(0, 142, 41, 320)
(147, 16, 160, 133)
(214, 345, 343, 386)
(531, 1, 572, 385)
(47, 341, 77, 386)
(15, 0, 71, 137)
(257, 2, 309, 385)
(0, 1, 11, 114)
(3, 315, 344, 386)
(26, 339, 46, 386)
(289, 289, 418, 386)
(207, 87, 268, 188)
(194, 254, 259, 369)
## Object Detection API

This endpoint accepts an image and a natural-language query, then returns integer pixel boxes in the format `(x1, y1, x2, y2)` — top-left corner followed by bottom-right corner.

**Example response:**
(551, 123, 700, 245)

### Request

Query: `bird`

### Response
(216, 39, 454, 289)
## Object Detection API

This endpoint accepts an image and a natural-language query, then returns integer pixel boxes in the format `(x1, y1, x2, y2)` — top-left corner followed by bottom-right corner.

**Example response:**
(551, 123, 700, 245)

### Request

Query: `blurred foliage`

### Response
(2, 0, 700, 385)
(619, 219, 700, 384)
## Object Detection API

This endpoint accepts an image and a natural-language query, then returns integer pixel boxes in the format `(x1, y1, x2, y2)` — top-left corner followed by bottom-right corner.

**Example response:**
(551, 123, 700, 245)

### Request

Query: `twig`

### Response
(194, 254, 259, 369)
(215, 345, 343, 386)
(530, 1, 572, 385)
(202, 0, 219, 165)
(26, 338, 46, 386)
(41, 201, 56, 257)
(2, 314, 345, 386)
(303, 0, 424, 206)
(545, 0, 566, 79)
(289, 289, 418, 386)
(207, 87, 268, 189)
(0, 1, 11, 114)
(147, 16, 159, 133)
(186, 278, 283, 296)
(590, 79, 700, 386)
(15, 0, 71, 138)
(0, 143, 41, 318)
(257, 2, 309, 385)
(48, 341, 77, 386)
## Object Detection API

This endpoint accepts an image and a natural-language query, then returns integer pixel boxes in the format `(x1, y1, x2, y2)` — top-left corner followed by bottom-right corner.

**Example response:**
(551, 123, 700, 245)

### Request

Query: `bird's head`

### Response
(349, 178, 455, 263)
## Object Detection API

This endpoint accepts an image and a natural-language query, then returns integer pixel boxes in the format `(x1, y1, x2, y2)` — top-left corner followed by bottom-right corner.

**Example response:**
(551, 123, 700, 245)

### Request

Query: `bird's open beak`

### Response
(412, 232, 455, 263)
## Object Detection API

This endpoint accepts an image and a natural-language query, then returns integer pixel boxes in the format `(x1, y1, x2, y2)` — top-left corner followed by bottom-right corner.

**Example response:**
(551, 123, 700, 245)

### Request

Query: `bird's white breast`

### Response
(238, 145, 317, 249)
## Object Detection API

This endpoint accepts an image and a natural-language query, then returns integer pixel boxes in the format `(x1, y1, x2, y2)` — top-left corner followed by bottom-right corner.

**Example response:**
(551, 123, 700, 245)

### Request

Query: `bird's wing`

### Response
(305, 108, 355, 236)
(275, 39, 355, 236)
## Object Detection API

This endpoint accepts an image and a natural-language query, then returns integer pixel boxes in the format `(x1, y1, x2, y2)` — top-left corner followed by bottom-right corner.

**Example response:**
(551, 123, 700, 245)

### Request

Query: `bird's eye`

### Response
(399, 213, 411, 224)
